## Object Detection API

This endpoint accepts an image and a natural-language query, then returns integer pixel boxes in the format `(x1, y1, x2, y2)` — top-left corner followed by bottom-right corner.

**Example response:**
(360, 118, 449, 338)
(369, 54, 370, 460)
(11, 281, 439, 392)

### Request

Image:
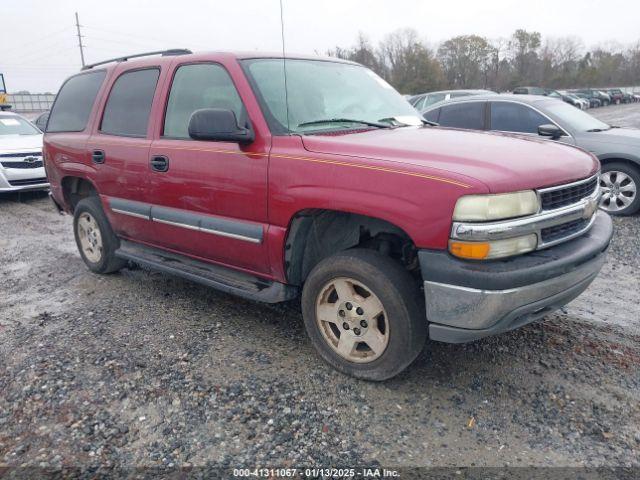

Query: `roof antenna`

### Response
(279, 0, 291, 133)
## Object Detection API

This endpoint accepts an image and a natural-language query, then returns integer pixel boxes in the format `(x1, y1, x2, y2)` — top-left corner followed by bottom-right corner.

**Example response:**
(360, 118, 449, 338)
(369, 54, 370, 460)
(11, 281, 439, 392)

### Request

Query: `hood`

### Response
(301, 127, 598, 193)
(584, 127, 640, 147)
(0, 134, 44, 153)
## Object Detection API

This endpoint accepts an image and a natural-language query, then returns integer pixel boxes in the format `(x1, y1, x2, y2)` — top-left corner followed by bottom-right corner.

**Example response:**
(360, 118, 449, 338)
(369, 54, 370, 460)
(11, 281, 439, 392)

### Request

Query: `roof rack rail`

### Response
(81, 49, 192, 70)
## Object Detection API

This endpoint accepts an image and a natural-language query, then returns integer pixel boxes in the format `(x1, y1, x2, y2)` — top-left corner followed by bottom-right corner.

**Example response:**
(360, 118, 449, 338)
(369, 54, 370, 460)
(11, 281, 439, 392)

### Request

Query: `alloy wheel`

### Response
(315, 277, 389, 363)
(600, 171, 637, 212)
(77, 212, 103, 263)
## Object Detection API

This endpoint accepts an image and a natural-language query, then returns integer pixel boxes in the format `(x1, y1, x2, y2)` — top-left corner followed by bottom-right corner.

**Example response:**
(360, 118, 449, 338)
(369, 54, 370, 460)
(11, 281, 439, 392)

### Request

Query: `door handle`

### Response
(92, 150, 105, 164)
(150, 155, 169, 172)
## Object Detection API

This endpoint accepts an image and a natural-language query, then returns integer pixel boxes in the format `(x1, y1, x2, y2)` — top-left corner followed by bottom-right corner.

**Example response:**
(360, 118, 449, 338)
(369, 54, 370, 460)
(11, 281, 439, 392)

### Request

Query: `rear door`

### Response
(87, 67, 163, 243)
(147, 61, 271, 275)
(437, 101, 487, 130)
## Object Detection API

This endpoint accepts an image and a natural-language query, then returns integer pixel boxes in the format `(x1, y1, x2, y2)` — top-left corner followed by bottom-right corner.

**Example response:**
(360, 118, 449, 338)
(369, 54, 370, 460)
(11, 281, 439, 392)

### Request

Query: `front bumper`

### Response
(420, 211, 613, 343)
(0, 167, 49, 192)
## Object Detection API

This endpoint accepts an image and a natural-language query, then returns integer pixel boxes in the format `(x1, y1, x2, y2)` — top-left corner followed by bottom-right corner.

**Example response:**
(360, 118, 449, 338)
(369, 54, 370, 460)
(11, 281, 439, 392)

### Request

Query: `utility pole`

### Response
(75, 12, 85, 68)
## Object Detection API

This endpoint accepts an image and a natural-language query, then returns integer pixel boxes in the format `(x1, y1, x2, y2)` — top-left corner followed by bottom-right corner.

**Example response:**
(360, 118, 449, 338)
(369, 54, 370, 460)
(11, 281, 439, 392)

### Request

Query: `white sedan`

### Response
(0, 111, 48, 192)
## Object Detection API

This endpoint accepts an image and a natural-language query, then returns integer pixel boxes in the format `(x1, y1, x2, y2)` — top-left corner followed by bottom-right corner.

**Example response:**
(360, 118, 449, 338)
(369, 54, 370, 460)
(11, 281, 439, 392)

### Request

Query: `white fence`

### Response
(6, 93, 56, 113)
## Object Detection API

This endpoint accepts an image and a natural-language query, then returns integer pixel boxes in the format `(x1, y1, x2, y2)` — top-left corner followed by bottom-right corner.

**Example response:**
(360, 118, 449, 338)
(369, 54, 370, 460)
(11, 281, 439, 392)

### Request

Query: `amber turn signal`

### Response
(448, 241, 491, 260)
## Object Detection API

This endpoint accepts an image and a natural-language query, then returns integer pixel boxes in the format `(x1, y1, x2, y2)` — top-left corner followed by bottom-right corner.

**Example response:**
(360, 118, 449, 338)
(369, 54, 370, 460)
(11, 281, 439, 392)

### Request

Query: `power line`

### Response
(0, 26, 74, 59)
(3, 45, 79, 67)
(82, 24, 210, 51)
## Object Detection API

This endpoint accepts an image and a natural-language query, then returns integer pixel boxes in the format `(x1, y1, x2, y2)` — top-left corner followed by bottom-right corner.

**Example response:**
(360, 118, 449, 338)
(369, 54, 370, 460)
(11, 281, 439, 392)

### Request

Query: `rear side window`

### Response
(163, 63, 245, 139)
(47, 71, 106, 133)
(438, 102, 485, 130)
(490, 102, 548, 133)
(101, 69, 159, 137)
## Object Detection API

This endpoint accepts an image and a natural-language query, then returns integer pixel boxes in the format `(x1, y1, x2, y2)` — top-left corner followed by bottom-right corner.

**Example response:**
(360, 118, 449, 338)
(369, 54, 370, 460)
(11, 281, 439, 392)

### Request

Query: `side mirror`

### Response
(188, 108, 254, 144)
(538, 124, 563, 139)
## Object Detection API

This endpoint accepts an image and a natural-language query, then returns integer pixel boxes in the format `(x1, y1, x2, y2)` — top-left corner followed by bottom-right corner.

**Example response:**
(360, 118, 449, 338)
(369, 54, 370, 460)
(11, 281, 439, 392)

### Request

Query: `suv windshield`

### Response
(544, 101, 610, 132)
(243, 59, 421, 133)
(0, 114, 40, 136)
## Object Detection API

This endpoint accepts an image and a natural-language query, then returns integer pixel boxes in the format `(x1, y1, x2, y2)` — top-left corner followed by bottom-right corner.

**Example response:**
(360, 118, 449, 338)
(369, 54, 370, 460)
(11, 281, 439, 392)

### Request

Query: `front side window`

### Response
(423, 108, 440, 124)
(438, 102, 485, 130)
(47, 70, 106, 133)
(0, 114, 40, 136)
(490, 102, 547, 133)
(164, 63, 246, 139)
(243, 58, 421, 133)
(101, 69, 159, 137)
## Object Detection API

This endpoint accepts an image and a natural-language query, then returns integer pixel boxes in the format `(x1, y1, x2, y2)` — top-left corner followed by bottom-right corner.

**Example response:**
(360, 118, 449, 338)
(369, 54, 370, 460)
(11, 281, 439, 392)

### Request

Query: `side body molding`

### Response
(105, 196, 263, 244)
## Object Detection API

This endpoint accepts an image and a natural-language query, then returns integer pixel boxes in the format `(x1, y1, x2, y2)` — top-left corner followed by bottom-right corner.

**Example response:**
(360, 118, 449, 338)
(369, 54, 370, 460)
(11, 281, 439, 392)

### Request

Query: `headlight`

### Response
(453, 191, 539, 221)
(449, 234, 538, 260)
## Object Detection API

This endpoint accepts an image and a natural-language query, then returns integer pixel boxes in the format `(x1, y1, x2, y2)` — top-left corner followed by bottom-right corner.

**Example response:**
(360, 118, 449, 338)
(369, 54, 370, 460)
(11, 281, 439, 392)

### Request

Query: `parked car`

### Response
(45, 50, 612, 380)
(553, 90, 587, 109)
(607, 89, 625, 104)
(422, 94, 640, 215)
(512, 86, 546, 95)
(0, 111, 48, 192)
(409, 89, 495, 111)
(574, 89, 604, 108)
(575, 92, 601, 108)
(593, 90, 611, 106)
(33, 110, 50, 132)
(622, 91, 634, 104)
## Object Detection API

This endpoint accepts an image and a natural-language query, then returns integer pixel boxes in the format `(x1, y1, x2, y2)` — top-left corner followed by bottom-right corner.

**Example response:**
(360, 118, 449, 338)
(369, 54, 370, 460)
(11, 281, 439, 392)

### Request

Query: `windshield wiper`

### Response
(420, 118, 439, 127)
(586, 127, 610, 132)
(297, 118, 391, 129)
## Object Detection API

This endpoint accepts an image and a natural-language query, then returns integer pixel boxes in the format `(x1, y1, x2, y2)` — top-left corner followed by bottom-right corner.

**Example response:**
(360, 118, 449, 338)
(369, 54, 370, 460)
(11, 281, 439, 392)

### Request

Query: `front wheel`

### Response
(599, 163, 640, 215)
(301, 249, 427, 381)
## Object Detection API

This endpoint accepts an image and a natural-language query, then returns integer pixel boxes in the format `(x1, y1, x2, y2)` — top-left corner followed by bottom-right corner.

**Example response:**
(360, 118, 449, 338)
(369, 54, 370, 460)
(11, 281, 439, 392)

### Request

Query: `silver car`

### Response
(0, 112, 48, 192)
(422, 94, 640, 215)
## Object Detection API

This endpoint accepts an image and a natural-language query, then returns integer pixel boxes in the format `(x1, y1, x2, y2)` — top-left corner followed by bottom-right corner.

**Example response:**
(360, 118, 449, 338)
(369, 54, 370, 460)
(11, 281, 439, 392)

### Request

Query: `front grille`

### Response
(8, 177, 48, 186)
(541, 218, 589, 243)
(540, 176, 598, 211)
(1, 160, 43, 169)
(0, 151, 42, 158)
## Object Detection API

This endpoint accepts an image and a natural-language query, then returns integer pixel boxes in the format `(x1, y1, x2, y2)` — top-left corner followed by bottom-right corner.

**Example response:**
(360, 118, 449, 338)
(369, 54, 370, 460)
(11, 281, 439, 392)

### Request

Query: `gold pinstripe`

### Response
(96, 142, 472, 188)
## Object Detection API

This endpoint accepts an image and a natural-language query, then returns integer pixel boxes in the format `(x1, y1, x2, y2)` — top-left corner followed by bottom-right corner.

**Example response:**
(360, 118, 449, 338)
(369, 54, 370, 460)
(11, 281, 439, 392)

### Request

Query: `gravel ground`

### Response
(1, 105, 639, 476)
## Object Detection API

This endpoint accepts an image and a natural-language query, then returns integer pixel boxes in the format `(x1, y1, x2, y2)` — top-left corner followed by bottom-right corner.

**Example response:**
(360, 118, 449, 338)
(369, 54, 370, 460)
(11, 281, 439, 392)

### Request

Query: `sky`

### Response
(2, 0, 639, 93)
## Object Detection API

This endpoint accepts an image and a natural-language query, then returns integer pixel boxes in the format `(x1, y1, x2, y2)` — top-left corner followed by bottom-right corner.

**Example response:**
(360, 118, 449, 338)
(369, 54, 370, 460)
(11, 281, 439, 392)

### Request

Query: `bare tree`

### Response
(329, 29, 640, 94)
(437, 35, 493, 88)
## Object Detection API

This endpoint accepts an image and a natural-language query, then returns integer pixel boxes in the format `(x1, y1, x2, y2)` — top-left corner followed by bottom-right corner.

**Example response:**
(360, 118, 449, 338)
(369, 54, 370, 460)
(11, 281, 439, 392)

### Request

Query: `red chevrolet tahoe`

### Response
(44, 49, 612, 380)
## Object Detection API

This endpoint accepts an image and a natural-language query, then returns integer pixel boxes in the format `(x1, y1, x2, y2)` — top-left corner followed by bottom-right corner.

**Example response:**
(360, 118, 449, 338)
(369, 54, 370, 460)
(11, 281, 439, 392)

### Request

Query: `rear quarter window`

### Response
(47, 70, 107, 133)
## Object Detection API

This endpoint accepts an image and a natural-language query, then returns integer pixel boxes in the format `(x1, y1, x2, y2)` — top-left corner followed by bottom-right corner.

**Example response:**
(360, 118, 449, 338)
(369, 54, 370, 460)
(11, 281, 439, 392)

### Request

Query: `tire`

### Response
(73, 196, 126, 273)
(599, 162, 640, 216)
(301, 249, 426, 381)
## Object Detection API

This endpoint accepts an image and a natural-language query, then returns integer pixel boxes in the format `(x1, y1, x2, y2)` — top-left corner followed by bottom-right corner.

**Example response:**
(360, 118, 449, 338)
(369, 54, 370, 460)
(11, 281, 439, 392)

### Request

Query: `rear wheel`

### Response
(74, 196, 126, 273)
(599, 162, 640, 215)
(301, 249, 426, 381)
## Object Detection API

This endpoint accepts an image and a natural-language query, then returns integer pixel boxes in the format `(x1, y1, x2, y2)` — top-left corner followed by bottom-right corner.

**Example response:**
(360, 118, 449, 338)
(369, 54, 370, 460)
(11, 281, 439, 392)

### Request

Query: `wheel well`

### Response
(61, 177, 98, 212)
(599, 158, 640, 173)
(284, 209, 419, 286)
